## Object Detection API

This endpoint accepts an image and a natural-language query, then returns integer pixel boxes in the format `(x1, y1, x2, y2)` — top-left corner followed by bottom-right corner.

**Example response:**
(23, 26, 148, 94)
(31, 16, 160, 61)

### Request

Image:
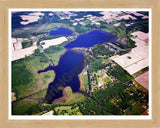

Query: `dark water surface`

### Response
(64, 30, 118, 48)
(49, 27, 75, 36)
(38, 50, 85, 103)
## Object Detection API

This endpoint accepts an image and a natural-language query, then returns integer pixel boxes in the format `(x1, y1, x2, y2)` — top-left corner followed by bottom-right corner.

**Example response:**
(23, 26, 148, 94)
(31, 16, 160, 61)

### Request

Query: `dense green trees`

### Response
(34, 49, 40, 55)
(107, 63, 133, 83)
(102, 101, 121, 115)
(92, 44, 114, 56)
(87, 44, 114, 73)
(12, 32, 33, 38)
(26, 104, 56, 115)
(87, 57, 106, 73)
(131, 87, 148, 103)
(92, 83, 126, 115)
(22, 40, 33, 49)
(75, 25, 90, 34)
(78, 98, 102, 115)
(127, 36, 136, 48)
(117, 92, 131, 111)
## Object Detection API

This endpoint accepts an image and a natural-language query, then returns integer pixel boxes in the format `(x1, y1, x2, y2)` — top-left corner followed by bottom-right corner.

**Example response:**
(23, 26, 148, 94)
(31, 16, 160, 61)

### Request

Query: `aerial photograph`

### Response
(11, 10, 150, 116)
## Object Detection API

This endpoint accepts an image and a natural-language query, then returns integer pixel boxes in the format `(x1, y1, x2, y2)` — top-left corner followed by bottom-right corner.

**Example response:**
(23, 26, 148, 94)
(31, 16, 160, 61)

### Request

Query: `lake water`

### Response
(49, 27, 75, 36)
(64, 30, 118, 48)
(39, 29, 117, 103)
(38, 50, 85, 103)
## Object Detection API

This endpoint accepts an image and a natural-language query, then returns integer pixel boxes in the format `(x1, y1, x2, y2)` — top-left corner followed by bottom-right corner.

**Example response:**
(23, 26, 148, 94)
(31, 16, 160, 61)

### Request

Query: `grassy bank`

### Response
(12, 45, 66, 115)
(12, 56, 53, 99)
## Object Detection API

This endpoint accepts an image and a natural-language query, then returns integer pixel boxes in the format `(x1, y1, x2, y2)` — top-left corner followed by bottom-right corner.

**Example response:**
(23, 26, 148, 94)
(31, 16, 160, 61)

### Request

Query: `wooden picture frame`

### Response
(0, 0, 160, 127)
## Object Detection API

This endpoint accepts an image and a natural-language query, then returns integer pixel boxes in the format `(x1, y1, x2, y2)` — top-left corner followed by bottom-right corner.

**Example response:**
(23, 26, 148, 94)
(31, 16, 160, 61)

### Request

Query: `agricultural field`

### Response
(135, 71, 149, 90)
(110, 31, 149, 75)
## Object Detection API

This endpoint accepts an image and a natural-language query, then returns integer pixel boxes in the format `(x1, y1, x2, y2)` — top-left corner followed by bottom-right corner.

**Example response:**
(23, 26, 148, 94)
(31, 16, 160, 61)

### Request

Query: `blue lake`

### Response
(64, 30, 118, 48)
(49, 27, 75, 36)
(38, 50, 85, 103)
(38, 29, 117, 103)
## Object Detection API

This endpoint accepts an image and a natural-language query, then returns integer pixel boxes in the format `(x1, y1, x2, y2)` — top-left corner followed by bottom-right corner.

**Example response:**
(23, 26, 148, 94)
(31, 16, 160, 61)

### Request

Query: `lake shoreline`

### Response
(78, 50, 88, 91)
(78, 66, 87, 91)
(52, 48, 88, 104)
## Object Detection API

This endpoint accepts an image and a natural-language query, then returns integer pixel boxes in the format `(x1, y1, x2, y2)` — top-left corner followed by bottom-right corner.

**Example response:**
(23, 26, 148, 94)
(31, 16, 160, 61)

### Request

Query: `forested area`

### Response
(92, 44, 114, 56)
(22, 40, 33, 48)
(107, 63, 133, 83)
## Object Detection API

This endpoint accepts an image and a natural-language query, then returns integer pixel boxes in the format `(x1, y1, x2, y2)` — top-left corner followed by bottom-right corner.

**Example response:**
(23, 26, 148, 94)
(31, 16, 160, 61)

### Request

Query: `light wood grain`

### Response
(0, 0, 160, 127)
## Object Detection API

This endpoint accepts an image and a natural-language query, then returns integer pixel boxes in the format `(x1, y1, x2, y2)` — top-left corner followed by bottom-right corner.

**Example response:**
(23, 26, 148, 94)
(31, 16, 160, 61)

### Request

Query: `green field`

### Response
(12, 45, 67, 115)
(65, 93, 85, 103)
(83, 20, 91, 25)
(47, 48, 66, 65)
(83, 76, 88, 86)
(63, 86, 86, 103)
(12, 55, 53, 99)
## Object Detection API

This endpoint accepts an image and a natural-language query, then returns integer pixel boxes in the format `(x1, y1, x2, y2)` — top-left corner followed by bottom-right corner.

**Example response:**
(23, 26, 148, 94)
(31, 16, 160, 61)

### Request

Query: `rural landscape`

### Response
(11, 10, 149, 116)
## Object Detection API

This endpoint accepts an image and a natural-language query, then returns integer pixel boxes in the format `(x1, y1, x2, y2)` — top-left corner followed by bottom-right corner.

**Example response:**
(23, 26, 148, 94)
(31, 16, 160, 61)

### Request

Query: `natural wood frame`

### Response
(0, 0, 160, 127)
